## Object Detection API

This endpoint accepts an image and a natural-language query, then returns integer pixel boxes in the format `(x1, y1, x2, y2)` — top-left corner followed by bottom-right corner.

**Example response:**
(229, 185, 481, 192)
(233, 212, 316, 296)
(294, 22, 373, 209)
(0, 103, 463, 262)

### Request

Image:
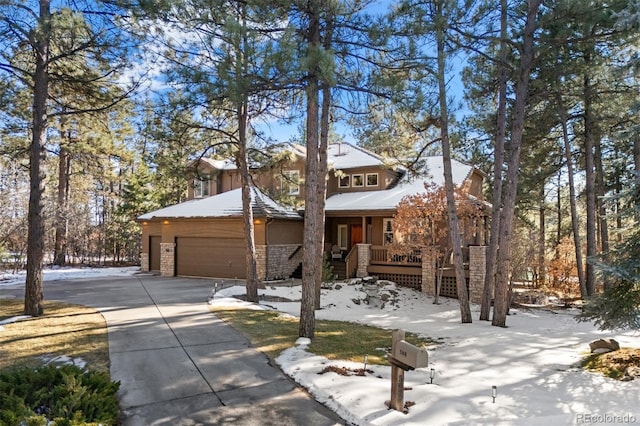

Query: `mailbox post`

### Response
(387, 329, 429, 412)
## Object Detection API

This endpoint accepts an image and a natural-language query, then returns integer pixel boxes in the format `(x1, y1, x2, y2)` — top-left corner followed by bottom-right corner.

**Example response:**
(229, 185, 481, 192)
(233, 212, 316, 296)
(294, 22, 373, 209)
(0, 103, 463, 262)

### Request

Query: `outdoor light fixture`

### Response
(492, 386, 497, 403)
(364, 354, 369, 371)
(430, 368, 435, 384)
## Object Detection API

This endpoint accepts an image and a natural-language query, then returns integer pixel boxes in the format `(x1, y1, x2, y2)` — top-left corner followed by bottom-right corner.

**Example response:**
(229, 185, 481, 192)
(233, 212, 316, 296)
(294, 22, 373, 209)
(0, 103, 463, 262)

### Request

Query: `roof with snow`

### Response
(324, 156, 474, 212)
(138, 187, 302, 221)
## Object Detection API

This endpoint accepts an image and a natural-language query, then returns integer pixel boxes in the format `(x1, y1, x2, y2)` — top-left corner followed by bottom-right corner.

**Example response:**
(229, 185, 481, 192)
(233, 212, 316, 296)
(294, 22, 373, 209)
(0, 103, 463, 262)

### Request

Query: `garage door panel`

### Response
(176, 237, 245, 278)
(150, 236, 161, 271)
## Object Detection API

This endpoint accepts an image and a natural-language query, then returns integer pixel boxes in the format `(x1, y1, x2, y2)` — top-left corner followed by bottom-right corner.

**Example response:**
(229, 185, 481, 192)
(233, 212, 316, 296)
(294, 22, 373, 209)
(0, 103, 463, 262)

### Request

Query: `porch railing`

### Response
(344, 246, 358, 279)
(370, 245, 422, 265)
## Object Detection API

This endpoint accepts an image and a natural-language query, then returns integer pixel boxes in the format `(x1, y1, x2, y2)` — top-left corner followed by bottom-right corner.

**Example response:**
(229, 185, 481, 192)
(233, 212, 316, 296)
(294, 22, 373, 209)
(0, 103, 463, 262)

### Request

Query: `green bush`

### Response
(0, 364, 120, 426)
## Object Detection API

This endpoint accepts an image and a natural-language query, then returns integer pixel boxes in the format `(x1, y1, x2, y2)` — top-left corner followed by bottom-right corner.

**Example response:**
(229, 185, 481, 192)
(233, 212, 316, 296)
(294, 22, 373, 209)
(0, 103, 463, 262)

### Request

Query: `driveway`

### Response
(4, 275, 345, 425)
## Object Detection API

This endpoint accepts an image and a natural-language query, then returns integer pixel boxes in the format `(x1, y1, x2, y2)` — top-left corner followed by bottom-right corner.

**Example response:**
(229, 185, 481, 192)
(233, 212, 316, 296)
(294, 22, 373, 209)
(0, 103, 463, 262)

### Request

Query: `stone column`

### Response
(356, 243, 371, 277)
(256, 245, 267, 280)
(469, 245, 487, 304)
(160, 243, 175, 277)
(140, 252, 149, 272)
(421, 247, 436, 295)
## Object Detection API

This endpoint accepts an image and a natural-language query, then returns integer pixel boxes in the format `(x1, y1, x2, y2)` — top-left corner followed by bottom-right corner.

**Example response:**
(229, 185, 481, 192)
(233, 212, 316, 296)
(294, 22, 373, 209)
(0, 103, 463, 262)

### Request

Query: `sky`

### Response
(5, 267, 635, 425)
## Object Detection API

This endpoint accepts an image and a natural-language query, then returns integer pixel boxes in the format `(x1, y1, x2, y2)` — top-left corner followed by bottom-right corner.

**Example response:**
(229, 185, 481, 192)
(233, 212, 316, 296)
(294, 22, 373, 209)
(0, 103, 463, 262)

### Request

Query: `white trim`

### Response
(337, 224, 348, 250)
(366, 173, 379, 187)
(338, 175, 350, 188)
(283, 170, 300, 195)
(193, 178, 209, 198)
(383, 218, 393, 245)
(352, 173, 364, 187)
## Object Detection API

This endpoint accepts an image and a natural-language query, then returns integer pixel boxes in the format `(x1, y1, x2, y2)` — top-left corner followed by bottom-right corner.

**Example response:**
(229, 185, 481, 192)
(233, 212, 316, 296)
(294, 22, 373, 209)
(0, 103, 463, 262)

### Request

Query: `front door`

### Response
(350, 224, 363, 249)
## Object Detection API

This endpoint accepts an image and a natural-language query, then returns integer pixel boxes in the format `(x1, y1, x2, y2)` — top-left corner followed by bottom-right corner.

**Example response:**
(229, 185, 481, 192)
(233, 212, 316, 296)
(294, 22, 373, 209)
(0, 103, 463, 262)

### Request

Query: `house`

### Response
(138, 142, 490, 302)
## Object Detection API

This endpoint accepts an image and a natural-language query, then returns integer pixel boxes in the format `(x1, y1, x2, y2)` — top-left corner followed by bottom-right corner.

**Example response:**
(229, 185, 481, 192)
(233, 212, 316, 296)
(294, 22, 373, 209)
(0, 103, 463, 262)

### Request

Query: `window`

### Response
(366, 173, 379, 187)
(352, 174, 364, 187)
(338, 175, 350, 188)
(282, 170, 300, 195)
(337, 224, 348, 250)
(383, 218, 393, 245)
(193, 178, 209, 198)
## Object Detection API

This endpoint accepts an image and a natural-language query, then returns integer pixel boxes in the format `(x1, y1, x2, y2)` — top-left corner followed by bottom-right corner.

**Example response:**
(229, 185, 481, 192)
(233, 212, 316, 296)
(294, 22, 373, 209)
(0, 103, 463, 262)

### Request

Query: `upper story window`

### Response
(352, 174, 364, 187)
(193, 178, 210, 198)
(366, 173, 379, 187)
(282, 170, 300, 195)
(383, 218, 393, 245)
(338, 175, 350, 188)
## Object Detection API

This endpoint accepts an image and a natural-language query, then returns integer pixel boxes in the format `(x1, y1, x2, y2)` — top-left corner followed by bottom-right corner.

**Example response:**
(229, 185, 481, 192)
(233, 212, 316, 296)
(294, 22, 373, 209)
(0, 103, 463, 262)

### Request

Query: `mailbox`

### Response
(392, 340, 428, 369)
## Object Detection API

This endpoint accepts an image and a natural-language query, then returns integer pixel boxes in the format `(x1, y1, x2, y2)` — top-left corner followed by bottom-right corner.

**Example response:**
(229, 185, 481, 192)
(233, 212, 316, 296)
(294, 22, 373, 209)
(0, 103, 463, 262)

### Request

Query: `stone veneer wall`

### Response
(140, 253, 149, 272)
(255, 245, 267, 280)
(160, 243, 175, 277)
(421, 247, 436, 295)
(468, 245, 486, 304)
(257, 244, 303, 280)
(356, 244, 371, 277)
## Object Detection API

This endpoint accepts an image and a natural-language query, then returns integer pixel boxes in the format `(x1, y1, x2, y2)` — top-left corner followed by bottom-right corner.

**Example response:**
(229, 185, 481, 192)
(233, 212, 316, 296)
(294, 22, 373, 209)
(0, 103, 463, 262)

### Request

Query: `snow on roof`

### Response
(192, 157, 237, 170)
(326, 142, 385, 168)
(138, 187, 301, 220)
(325, 156, 474, 212)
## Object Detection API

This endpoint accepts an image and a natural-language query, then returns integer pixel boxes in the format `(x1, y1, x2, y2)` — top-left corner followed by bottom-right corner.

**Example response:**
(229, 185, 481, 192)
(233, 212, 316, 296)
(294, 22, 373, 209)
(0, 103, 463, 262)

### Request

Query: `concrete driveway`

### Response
(4, 275, 345, 425)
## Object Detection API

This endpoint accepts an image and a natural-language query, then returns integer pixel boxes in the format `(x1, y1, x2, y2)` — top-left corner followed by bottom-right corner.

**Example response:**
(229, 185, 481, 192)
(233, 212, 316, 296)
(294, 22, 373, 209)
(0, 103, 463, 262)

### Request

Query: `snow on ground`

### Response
(211, 280, 640, 426)
(0, 266, 140, 289)
(1, 268, 638, 424)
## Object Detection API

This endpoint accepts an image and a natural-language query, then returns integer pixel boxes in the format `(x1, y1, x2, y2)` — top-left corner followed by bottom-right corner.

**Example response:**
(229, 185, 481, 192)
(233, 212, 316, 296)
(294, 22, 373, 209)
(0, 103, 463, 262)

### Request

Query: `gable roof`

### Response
(290, 142, 386, 170)
(138, 187, 302, 221)
(324, 156, 475, 213)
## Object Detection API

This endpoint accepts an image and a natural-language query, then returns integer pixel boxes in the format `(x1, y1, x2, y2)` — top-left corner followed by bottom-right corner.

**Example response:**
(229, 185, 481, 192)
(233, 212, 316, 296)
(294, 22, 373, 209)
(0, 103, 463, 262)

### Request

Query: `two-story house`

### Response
(138, 142, 490, 301)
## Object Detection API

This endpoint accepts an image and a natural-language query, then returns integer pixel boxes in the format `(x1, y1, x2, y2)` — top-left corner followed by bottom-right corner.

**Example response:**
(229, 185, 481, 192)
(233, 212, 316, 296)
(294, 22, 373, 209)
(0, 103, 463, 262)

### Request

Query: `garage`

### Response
(149, 236, 161, 272)
(175, 237, 246, 278)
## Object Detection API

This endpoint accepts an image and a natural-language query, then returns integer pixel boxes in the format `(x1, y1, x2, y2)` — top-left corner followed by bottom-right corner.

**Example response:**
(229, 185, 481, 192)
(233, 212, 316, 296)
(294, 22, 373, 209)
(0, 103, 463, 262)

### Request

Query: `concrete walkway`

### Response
(8, 275, 345, 425)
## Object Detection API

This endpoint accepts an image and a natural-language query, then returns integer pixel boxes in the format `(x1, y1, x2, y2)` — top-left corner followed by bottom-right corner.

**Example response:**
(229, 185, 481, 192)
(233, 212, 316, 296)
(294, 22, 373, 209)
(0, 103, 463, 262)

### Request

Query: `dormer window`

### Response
(193, 177, 210, 198)
(282, 170, 300, 195)
(352, 174, 364, 187)
(366, 173, 379, 187)
(338, 175, 350, 188)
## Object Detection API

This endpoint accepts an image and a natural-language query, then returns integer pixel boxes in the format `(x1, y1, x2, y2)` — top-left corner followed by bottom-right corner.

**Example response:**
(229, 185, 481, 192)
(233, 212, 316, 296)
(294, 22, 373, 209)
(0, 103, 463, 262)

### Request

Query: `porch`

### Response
(328, 244, 486, 303)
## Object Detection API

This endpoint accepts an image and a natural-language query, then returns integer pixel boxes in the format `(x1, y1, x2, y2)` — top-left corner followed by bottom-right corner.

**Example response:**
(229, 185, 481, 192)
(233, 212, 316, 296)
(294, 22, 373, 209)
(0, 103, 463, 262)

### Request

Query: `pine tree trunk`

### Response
(634, 138, 640, 224)
(480, 0, 507, 321)
(492, 0, 541, 327)
(314, 83, 331, 310)
(236, 4, 259, 303)
(25, 0, 51, 317)
(299, 2, 321, 338)
(238, 107, 259, 303)
(54, 143, 70, 266)
(537, 183, 545, 286)
(558, 96, 587, 297)
(435, 1, 471, 323)
(583, 70, 597, 296)
(594, 137, 609, 255)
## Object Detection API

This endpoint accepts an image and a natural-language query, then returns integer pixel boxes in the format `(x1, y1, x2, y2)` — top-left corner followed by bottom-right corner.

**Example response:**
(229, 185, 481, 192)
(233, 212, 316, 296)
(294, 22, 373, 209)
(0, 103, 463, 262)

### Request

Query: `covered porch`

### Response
(324, 212, 489, 303)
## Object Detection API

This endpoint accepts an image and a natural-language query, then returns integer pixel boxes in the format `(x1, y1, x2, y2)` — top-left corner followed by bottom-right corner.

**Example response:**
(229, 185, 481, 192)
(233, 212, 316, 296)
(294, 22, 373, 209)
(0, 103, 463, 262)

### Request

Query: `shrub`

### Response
(0, 364, 120, 425)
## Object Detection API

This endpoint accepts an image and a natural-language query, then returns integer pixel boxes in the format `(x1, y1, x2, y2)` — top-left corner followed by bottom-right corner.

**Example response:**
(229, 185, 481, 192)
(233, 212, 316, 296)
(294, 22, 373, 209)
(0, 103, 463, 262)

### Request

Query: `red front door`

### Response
(350, 224, 363, 248)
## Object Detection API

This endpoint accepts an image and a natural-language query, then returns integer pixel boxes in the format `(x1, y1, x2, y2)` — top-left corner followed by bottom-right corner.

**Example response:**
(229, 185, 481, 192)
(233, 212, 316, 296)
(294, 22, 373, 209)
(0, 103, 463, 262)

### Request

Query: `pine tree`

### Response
(578, 184, 640, 330)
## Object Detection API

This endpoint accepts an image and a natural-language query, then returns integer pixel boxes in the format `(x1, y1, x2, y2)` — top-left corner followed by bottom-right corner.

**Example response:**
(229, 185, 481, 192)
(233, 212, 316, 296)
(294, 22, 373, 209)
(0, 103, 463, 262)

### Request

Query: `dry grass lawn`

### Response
(582, 347, 640, 380)
(0, 299, 110, 373)
(211, 306, 434, 365)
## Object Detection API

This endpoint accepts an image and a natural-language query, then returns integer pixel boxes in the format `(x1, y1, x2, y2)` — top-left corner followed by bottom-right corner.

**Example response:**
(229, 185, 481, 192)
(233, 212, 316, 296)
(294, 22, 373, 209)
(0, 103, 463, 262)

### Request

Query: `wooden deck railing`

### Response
(370, 245, 422, 265)
(344, 246, 358, 279)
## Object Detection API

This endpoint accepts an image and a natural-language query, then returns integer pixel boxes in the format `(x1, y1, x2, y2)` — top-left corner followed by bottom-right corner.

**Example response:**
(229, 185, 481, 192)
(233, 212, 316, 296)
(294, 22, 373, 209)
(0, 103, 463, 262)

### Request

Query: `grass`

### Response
(0, 299, 110, 373)
(210, 306, 435, 365)
(582, 348, 640, 380)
